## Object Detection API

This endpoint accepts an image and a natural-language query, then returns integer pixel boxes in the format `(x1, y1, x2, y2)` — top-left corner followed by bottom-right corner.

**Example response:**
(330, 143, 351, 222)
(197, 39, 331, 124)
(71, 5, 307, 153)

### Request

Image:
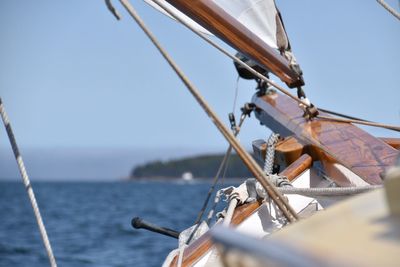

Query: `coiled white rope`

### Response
(0, 97, 57, 267)
(263, 133, 280, 175)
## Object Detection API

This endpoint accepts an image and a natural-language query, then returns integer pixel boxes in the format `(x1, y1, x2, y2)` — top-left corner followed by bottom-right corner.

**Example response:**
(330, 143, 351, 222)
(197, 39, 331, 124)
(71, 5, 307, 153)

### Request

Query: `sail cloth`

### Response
(143, 0, 289, 52)
(214, 0, 280, 50)
(143, 0, 212, 35)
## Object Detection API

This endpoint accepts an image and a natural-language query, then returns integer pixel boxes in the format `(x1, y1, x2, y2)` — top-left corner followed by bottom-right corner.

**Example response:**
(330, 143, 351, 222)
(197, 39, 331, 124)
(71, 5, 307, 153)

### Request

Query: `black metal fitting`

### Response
(228, 113, 237, 131)
(296, 87, 318, 120)
(256, 78, 269, 96)
(303, 103, 319, 120)
(297, 87, 306, 99)
(241, 103, 256, 117)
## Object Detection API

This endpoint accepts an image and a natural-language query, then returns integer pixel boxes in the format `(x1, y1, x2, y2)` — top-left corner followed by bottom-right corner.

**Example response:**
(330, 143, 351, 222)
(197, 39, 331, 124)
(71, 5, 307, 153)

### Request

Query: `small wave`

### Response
(0, 244, 31, 255)
(57, 255, 94, 265)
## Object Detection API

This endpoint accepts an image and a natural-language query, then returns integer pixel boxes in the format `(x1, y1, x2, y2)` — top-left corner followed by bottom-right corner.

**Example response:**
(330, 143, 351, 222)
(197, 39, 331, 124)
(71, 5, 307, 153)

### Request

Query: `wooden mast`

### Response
(164, 0, 303, 88)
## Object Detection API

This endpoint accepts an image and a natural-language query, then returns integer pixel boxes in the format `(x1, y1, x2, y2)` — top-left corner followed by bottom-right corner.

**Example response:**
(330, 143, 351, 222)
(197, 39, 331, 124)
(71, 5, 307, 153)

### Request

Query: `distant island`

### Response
(130, 153, 254, 179)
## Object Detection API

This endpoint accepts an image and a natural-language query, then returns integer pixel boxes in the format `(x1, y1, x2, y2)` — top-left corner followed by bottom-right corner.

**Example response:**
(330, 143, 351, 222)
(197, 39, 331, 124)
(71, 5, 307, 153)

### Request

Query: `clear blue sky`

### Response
(0, 0, 399, 152)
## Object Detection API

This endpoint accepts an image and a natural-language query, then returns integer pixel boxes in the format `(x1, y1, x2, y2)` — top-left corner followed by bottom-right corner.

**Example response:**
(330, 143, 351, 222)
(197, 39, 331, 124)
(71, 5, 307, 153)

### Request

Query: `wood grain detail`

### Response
(275, 136, 306, 167)
(280, 154, 313, 181)
(254, 92, 398, 185)
(380, 137, 400, 150)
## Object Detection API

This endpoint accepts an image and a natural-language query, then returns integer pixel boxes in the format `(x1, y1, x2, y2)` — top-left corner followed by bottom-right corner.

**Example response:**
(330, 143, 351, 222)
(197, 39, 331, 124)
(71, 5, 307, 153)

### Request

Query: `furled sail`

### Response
(144, 0, 287, 51)
(213, 0, 280, 50)
(145, 0, 303, 87)
(143, 0, 211, 35)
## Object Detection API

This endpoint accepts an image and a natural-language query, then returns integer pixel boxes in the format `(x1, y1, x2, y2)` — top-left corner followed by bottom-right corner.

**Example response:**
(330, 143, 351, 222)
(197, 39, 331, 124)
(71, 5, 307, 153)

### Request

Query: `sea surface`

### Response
(0, 180, 237, 267)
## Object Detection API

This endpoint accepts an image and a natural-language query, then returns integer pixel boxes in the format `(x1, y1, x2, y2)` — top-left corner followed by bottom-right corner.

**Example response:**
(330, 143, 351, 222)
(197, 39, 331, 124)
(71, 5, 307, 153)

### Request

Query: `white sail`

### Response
(143, 0, 212, 35)
(213, 0, 279, 49)
(144, 0, 280, 49)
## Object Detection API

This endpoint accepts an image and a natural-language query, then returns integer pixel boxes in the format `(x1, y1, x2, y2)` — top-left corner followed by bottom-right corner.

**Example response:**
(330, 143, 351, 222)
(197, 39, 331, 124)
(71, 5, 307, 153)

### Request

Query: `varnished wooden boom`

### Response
(165, 0, 303, 88)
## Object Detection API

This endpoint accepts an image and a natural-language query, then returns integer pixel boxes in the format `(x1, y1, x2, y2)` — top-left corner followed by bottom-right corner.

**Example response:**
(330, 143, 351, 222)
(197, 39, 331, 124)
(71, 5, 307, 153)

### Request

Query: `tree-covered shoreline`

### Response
(131, 153, 254, 179)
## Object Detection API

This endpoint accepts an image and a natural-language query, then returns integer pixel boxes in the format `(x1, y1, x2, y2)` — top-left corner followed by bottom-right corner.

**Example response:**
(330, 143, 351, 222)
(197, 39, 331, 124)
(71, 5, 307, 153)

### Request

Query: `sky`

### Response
(0, 1, 399, 154)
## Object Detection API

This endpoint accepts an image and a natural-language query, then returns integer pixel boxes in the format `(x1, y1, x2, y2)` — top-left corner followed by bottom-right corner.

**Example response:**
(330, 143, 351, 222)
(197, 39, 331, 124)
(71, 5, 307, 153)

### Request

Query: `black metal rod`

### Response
(131, 217, 180, 239)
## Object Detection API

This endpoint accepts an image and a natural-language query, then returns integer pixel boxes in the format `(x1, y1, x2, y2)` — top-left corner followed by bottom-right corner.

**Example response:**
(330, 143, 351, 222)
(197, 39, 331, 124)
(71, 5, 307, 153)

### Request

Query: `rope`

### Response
(177, 245, 186, 267)
(186, 112, 247, 244)
(232, 75, 240, 114)
(149, 0, 400, 132)
(222, 198, 239, 226)
(205, 142, 234, 226)
(117, 0, 298, 222)
(206, 190, 224, 226)
(377, 0, 400, 20)
(318, 108, 400, 132)
(148, 0, 310, 109)
(318, 107, 370, 122)
(278, 185, 381, 197)
(219, 143, 232, 189)
(263, 133, 280, 175)
(317, 115, 400, 132)
(0, 98, 57, 267)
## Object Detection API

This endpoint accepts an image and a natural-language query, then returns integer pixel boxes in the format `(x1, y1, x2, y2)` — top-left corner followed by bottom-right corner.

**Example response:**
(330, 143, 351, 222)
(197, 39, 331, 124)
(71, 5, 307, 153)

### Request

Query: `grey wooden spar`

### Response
(253, 92, 399, 185)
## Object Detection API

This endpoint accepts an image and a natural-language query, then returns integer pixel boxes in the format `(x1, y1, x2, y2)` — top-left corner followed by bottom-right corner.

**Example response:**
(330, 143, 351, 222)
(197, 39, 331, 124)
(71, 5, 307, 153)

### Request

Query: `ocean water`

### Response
(0, 181, 236, 267)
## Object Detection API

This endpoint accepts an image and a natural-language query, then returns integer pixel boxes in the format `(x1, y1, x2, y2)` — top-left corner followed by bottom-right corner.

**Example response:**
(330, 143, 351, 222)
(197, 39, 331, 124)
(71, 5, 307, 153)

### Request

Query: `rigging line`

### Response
(219, 142, 233, 189)
(317, 115, 400, 132)
(319, 108, 400, 132)
(0, 98, 57, 267)
(206, 143, 232, 225)
(149, 0, 400, 132)
(187, 148, 231, 243)
(204, 133, 235, 226)
(192, 141, 233, 227)
(205, 151, 232, 227)
(377, 0, 400, 20)
(204, 139, 234, 226)
(318, 107, 370, 122)
(232, 75, 240, 114)
(116, 0, 298, 222)
(149, 0, 311, 109)
(186, 113, 245, 245)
